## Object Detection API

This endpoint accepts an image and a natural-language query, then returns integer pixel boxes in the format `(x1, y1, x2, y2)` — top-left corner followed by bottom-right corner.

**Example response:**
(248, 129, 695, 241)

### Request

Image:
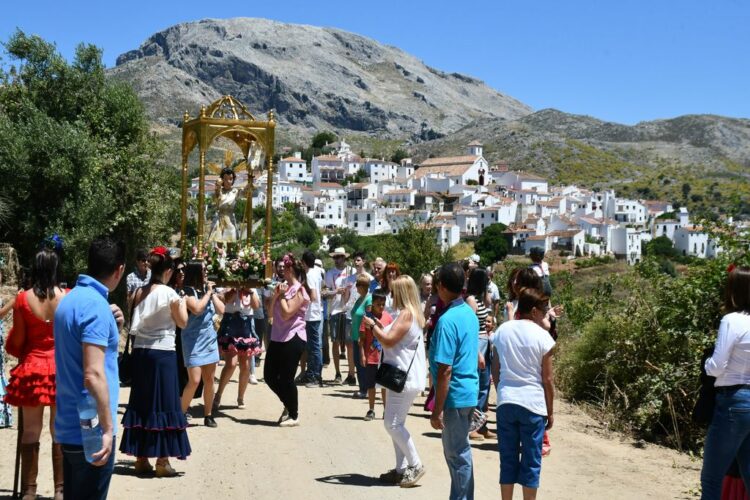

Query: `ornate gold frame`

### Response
(180, 96, 275, 279)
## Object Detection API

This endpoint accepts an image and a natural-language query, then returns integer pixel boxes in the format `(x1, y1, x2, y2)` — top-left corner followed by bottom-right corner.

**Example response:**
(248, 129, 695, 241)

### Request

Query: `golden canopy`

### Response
(180, 95, 275, 279)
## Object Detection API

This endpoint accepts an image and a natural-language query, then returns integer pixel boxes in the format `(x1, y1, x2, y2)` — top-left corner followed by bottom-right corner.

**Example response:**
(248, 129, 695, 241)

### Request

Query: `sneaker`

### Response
(249, 375, 258, 385)
(279, 417, 299, 427)
(468, 409, 488, 433)
(378, 469, 403, 484)
(468, 431, 485, 441)
(237, 399, 246, 409)
(184, 412, 193, 421)
(399, 465, 425, 488)
(294, 373, 307, 385)
(305, 378, 321, 388)
(344, 375, 357, 386)
(364, 409, 376, 421)
(278, 408, 289, 424)
(352, 391, 366, 399)
(204, 416, 218, 428)
(339, 351, 346, 360)
(333, 374, 342, 385)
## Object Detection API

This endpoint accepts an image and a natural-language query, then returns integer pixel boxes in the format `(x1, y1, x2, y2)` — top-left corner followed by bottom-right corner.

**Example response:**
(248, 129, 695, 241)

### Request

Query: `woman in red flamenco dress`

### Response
(4, 246, 67, 500)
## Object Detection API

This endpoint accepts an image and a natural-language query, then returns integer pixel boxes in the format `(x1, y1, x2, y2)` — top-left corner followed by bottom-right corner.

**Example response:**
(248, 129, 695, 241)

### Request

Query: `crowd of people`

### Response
(0, 235, 748, 500)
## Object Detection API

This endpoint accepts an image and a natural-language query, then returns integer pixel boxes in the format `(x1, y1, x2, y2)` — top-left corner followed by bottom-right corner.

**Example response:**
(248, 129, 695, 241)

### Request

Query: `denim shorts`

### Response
(330, 313, 352, 343)
(497, 403, 547, 488)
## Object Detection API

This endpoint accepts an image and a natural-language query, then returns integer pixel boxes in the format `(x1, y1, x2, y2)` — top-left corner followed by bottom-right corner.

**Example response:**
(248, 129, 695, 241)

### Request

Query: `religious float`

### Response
(179, 96, 276, 287)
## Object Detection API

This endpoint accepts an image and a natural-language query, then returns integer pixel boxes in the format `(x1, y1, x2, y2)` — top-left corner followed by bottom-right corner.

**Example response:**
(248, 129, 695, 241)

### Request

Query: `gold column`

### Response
(197, 148, 207, 254)
(264, 111, 276, 279)
(247, 169, 254, 241)
(180, 154, 188, 254)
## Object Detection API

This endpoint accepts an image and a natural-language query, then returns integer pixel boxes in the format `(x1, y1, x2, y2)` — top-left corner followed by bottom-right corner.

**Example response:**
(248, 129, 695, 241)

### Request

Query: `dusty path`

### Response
(0, 359, 699, 499)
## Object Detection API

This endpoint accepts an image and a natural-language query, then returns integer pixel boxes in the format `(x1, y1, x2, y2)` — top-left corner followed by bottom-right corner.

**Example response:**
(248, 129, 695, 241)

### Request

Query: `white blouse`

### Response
(706, 312, 750, 386)
(131, 285, 182, 351)
(382, 311, 427, 393)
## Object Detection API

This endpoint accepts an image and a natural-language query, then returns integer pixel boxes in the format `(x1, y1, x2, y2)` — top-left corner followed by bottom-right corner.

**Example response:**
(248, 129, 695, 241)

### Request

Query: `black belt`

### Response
(716, 384, 750, 393)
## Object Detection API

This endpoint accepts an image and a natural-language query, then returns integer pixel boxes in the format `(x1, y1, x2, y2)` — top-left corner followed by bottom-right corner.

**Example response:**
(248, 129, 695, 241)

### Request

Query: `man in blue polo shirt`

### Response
(429, 262, 479, 500)
(54, 237, 125, 500)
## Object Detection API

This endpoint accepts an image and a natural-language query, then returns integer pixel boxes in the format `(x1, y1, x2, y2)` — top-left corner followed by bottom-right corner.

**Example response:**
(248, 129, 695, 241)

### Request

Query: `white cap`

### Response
(469, 254, 480, 263)
(314, 259, 323, 267)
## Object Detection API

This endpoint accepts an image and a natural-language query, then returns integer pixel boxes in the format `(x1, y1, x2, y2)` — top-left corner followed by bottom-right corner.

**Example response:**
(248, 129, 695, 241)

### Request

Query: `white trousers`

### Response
(384, 388, 422, 472)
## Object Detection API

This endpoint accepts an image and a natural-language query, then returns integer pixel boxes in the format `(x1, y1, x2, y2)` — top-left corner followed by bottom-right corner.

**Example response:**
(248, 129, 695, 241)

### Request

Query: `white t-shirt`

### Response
(706, 312, 750, 386)
(488, 281, 501, 303)
(224, 290, 255, 317)
(531, 262, 550, 277)
(325, 265, 353, 315)
(492, 319, 555, 416)
(305, 268, 323, 322)
(131, 285, 182, 351)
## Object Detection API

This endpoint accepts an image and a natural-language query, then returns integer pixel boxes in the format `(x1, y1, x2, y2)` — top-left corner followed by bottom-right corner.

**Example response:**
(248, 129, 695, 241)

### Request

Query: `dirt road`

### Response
(0, 360, 699, 499)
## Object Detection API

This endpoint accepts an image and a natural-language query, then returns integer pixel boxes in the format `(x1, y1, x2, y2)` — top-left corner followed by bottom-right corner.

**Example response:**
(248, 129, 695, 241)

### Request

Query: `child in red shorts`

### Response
(359, 289, 392, 421)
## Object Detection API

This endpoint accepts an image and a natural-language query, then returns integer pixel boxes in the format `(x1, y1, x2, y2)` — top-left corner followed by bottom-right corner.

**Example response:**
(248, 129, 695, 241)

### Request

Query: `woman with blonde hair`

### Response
(363, 275, 427, 488)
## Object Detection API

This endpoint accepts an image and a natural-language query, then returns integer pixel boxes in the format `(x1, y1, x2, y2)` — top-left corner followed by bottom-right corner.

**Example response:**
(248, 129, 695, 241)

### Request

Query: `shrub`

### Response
(556, 235, 750, 451)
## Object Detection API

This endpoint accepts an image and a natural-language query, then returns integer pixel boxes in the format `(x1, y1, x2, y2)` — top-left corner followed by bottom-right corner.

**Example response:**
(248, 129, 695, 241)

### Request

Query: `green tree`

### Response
(389, 220, 444, 280)
(311, 131, 337, 149)
(0, 31, 179, 280)
(390, 148, 409, 164)
(474, 223, 509, 264)
(643, 236, 677, 258)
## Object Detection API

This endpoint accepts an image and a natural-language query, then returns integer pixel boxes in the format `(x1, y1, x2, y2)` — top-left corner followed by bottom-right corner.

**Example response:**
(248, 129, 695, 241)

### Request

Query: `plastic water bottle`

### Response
(77, 392, 103, 463)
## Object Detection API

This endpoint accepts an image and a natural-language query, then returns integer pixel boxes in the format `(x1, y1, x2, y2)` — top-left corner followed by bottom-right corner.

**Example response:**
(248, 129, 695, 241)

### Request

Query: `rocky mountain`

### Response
(109, 17, 531, 139)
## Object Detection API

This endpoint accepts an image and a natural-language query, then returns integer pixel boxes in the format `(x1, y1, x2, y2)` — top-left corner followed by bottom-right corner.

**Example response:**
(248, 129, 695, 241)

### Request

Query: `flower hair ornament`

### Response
(150, 246, 169, 257)
(282, 253, 295, 268)
(727, 263, 736, 274)
(41, 234, 63, 253)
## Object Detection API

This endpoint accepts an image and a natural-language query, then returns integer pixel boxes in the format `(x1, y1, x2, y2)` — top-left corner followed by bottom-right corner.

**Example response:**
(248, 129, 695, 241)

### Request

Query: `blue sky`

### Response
(2, 0, 748, 124)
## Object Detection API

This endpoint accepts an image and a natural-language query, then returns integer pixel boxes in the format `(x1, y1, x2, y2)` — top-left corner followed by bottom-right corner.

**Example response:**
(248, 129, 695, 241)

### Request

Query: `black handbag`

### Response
(375, 336, 420, 393)
(692, 346, 716, 426)
(118, 331, 133, 386)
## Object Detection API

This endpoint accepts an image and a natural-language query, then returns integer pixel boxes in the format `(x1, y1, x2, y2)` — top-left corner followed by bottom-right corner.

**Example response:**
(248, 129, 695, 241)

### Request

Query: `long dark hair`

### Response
(183, 261, 206, 292)
(168, 258, 185, 289)
(466, 268, 488, 301)
(725, 266, 750, 314)
(148, 251, 174, 284)
(283, 253, 310, 296)
(32, 249, 61, 300)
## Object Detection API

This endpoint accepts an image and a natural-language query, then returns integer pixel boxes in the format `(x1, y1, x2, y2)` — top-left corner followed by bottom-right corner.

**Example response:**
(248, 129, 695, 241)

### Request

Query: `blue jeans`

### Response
(477, 336, 491, 414)
(497, 403, 546, 488)
(701, 387, 750, 499)
(353, 341, 366, 394)
(61, 441, 115, 500)
(442, 407, 474, 500)
(305, 320, 323, 381)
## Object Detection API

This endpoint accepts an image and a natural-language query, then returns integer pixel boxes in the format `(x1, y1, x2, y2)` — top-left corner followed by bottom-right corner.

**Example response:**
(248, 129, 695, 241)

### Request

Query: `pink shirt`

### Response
(271, 283, 310, 342)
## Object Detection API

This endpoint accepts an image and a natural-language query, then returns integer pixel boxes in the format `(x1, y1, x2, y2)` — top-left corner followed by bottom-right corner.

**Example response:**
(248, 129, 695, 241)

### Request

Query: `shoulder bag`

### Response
(375, 335, 421, 393)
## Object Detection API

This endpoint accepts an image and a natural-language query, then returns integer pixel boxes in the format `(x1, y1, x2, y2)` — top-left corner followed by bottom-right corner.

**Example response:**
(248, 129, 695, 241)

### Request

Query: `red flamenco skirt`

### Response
(3, 354, 56, 407)
(723, 476, 749, 500)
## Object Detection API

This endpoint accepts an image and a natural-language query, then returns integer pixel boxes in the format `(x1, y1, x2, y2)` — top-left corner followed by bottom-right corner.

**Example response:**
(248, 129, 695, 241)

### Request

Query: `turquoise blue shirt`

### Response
(429, 298, 479, 409)
(54, 275, 120, 445)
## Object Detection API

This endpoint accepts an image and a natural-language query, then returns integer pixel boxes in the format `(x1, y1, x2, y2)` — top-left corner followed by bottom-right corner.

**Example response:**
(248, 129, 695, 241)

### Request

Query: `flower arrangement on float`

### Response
(190, 241, 267, 286)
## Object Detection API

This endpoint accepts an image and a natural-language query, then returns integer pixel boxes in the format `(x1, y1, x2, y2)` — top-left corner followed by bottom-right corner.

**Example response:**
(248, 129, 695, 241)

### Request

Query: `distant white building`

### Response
(347, 207, 392, 235)
(456, 210, 479, 236)
(613, 198, 647, 225)
(364, 159, 399, 183)
(674, 225, 710, 258)
(309, 198, 346, 229)
(610, 227, 643, 265)
(311, 141, 363, 183)
(278, 152, 311, 183)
